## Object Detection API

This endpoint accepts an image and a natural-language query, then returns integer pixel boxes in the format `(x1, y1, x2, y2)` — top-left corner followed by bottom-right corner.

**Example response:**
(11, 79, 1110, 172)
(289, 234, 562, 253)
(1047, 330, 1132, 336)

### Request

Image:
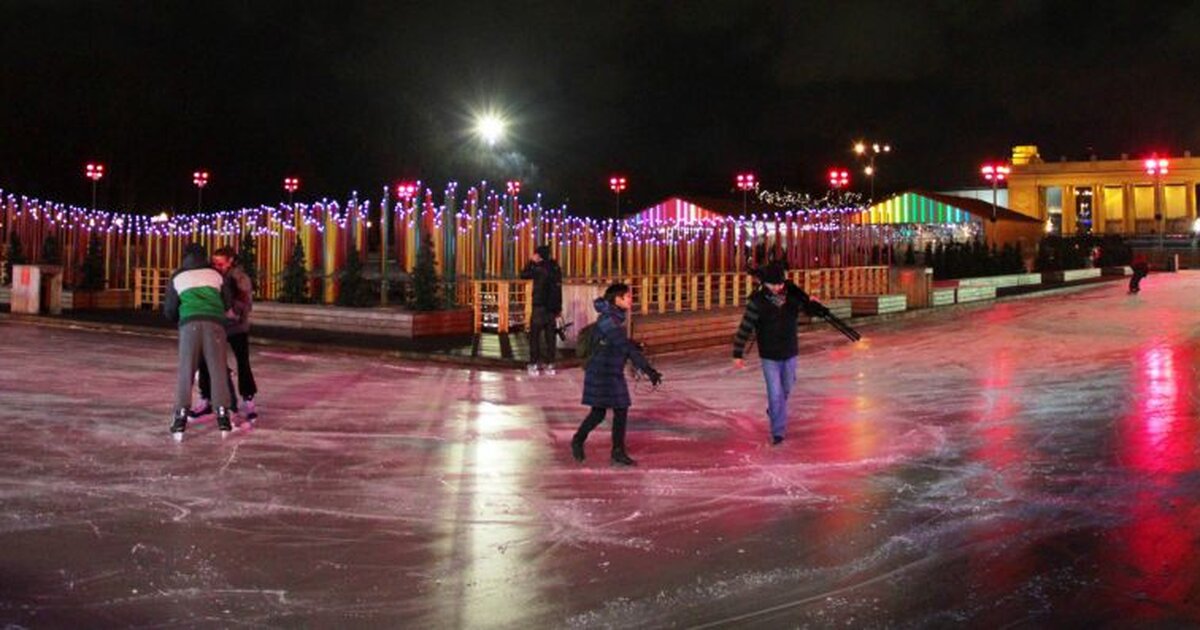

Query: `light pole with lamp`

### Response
(383, 182, 418, 306)
(828, 168, 851, 265)
(283, 177, 300, 207)
(980, 163, 1011, 223)
(609, 175, 627, 220)
(192, 170, 209, 212)
(85, 163, 104, 210)
(735, 173, 757, 214)
(1145, 156, 1169, 262)
(854, 141, 890, 200)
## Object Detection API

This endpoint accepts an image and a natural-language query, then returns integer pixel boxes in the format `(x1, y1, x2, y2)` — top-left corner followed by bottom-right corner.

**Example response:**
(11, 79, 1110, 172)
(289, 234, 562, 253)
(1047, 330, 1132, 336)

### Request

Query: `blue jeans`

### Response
(761, 357, 797, 438)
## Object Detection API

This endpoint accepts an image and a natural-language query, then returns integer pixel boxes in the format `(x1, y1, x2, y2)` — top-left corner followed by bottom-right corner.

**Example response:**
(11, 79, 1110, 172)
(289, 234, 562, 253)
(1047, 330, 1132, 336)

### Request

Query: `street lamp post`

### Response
(828, 168, 851, 265)
(385, 182, 418, 306)
(980, 163, 1011, 223)
(854, 141, 891, 200)
(609, 175, 627, 220)
(85, 162, 104, 210)
(283, 177, 300, 207)
(735, 173, 756, 214)
(1145, 156, 1170, 261)
(192, 170, 209, 212)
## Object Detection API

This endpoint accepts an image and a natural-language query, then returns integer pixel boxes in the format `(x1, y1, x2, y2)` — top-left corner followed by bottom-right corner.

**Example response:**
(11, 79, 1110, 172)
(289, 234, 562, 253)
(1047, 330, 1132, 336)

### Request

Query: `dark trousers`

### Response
(528, 306, 557, 365)
(573, 407, 629, 452)
(1129, 270, 1148, 292)
(199, 332, 257, 401)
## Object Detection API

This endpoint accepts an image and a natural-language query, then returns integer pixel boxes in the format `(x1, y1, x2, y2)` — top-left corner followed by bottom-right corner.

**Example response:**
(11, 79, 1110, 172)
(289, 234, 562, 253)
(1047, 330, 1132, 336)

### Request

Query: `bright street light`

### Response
(475, 113, 506, 146)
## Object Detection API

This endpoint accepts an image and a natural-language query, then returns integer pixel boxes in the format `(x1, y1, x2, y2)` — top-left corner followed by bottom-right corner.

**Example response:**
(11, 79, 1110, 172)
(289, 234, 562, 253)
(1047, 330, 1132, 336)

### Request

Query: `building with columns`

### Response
(1006, 145, 1200, 236)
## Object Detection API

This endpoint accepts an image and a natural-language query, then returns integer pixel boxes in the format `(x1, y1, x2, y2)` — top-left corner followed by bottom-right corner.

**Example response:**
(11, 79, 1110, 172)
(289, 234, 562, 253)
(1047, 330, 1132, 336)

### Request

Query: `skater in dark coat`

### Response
(519, 244, 563, 375)
(572, 283, 662, 466)
(1129, 256, 1149, 293)
(732, 263, 828, 445)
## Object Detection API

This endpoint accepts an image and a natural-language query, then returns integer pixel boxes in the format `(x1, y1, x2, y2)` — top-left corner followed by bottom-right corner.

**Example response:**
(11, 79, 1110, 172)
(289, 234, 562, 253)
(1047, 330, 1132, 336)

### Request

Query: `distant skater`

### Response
(1129, 256, 1149, 294)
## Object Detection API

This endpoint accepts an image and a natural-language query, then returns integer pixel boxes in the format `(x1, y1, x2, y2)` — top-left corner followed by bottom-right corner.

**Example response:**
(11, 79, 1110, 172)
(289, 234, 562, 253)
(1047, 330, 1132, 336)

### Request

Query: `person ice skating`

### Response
(164, 243, 235, 440)
(194, 246, 258, 422)
(572, 283, 662, 466)
(520, 244, 563, 376)
(732, 263, 829, 445)
(1129, 256, 1149, 293)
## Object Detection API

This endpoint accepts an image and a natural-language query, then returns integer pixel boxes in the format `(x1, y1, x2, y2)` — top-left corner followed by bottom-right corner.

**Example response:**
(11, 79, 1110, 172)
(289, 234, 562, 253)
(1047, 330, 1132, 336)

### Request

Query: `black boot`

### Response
(610, 408, 635, 466)
(216, 407, 233, 435)
(571, 435, 586, 462)
(170, 408, 188, 440)
(572, 408, 606, 462)
(611, 449, 637, 466)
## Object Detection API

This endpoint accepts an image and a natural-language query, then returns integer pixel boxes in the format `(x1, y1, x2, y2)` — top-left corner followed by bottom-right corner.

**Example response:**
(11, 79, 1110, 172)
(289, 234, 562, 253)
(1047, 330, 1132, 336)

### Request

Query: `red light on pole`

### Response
(395, 182, 418, 202)
(192, 170, 209, 211)
(85, 163, 105, 182)
(735, 172, 757, 214)
(283, 177, 300, 206)
(1144, 157, 1169, 176)
(609, 175, 627, 219)
(85, 162, 105, 210)
(827, 168, 850, 189)
(506, 180, 521, 195)
(980, 162, 1011, 223)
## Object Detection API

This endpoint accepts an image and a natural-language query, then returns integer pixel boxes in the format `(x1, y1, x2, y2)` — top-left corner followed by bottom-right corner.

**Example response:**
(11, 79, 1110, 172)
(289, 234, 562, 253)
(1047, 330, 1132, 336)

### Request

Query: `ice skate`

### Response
(611, 449, 637, 467)
(187, 398, 212, 419)
(543, 363, 556, 376)
(243, 397, 258, 422)
(216, 407, 233, 437)
(571, 435, 586, 462)
(170, 409, 188, 441)
(527, 363, 540, 376)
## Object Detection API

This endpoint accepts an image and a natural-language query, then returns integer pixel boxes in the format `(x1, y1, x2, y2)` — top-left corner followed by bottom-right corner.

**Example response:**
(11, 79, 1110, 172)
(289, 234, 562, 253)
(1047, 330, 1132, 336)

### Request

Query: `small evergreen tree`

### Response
(903, 242, 917, 266)
(922, 241, 933, 269)
(411, 235, 440, 311)
(336, 241, 372, 307)
(3, 232, 25, 285)
(41, 234, 62, 265)
(279, 237, 309, 303)
(77, 233, 106, 291)
(239, 231, 259, 296)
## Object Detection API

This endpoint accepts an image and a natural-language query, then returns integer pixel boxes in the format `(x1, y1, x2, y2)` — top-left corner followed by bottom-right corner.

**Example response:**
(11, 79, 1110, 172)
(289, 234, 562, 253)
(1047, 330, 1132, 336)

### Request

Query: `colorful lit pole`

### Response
(1145, 156, 1169, 258)
(192, 170, 209, 212)
(980, 163, 1011, 224)
(735, 173, 756, 215)
(853, 141, 890, 200)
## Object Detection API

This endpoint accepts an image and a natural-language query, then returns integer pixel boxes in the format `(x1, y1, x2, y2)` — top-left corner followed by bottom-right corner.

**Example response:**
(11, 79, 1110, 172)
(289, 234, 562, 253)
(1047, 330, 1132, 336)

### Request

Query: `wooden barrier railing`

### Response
(472, 266, 891, 333)
(134, 268, 172, 309)
(472, 280, 534, 333)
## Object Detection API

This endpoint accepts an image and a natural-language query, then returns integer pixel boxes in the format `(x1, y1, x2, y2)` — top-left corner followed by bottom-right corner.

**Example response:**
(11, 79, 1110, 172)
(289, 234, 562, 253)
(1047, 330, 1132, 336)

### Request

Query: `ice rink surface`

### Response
(3, 274, 1200, 627)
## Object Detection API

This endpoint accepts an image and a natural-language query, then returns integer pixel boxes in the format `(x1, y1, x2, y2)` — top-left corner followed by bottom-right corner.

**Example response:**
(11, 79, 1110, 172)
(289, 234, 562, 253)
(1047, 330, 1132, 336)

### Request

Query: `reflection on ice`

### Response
(6, 274, 1200, 625)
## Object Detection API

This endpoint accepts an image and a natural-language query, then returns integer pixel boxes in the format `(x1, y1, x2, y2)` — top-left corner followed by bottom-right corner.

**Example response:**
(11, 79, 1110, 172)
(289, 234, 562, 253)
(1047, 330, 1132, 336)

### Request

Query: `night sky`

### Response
(2, 1, 1198, 215)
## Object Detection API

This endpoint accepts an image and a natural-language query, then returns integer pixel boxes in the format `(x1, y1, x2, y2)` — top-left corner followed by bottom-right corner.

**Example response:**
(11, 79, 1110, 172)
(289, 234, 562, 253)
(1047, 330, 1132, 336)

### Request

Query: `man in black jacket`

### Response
(520, 245, 563, 376)
(732, 263, 828, 445)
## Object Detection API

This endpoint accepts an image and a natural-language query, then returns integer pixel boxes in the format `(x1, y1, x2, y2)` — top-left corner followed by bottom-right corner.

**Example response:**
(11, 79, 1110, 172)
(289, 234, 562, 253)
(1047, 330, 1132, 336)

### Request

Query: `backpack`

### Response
(575, 319, 605, 368)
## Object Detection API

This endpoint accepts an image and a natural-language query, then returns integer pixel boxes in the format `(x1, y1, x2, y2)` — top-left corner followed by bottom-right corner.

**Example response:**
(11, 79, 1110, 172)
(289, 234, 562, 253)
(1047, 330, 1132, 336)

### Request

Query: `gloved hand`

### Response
(647, 369, 663, 387)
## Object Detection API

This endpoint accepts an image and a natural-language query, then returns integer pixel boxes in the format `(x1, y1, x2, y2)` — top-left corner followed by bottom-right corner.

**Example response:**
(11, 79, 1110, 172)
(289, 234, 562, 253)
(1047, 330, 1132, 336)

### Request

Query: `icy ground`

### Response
(3, 274, 1200, 627)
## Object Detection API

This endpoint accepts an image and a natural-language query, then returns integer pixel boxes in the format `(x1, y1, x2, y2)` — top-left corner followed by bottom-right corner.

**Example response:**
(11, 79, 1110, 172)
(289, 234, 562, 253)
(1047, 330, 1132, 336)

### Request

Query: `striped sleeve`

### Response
(732, 299, 760, 359)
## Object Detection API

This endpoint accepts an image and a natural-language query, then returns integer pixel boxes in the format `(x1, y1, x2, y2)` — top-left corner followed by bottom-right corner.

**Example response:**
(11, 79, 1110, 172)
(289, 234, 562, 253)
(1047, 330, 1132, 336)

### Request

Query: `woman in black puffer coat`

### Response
(572, 283, 662, 466)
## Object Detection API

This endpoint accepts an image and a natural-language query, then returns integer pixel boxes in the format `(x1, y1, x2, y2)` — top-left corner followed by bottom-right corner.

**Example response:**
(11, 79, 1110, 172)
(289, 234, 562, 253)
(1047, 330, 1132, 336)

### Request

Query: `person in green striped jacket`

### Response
(163, 243, 234, 440)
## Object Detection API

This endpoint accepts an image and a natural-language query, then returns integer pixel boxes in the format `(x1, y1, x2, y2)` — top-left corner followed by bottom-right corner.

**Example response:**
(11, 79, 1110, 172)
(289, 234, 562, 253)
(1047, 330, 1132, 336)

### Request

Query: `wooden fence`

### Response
(472, 266, 890, 333)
